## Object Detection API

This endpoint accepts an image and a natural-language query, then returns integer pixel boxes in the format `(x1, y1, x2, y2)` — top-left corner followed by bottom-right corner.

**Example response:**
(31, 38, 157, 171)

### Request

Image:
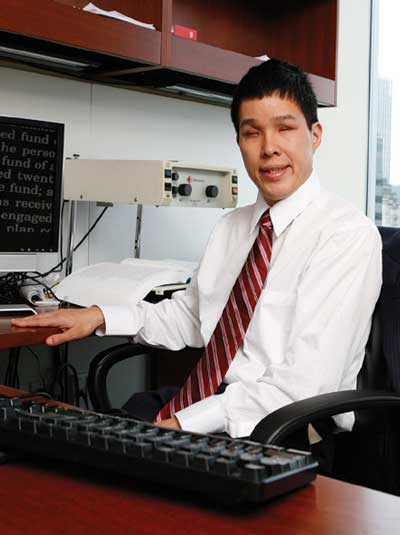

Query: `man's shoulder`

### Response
(213, 202, 256, 232)
(314, 189, 378, 236)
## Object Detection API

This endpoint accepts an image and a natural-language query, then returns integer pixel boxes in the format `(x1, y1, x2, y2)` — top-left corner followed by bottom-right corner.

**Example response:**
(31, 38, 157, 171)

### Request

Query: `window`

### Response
(368, 0, 400, 226)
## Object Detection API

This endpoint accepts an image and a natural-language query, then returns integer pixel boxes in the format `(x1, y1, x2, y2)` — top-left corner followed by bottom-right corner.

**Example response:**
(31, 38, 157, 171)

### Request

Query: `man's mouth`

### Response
(259, 165, 290, 180)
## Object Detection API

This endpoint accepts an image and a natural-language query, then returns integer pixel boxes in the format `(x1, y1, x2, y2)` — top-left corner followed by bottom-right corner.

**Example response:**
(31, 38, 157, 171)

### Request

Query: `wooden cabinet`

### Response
(0, 0, 338, 107)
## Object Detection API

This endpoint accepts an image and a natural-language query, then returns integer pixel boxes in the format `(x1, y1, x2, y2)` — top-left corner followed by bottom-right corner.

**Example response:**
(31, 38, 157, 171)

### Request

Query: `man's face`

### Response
(238, 93, 322, 205)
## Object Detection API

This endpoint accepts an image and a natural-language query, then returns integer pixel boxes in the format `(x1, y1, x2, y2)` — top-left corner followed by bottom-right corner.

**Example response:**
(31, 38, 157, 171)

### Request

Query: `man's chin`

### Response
(260, 187, 288, 206)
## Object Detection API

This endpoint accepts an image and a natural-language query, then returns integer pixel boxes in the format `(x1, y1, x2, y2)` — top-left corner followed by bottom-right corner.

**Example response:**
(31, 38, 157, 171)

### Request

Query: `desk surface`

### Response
(0, 315, 59, 349)
(1, 462, 399, 535)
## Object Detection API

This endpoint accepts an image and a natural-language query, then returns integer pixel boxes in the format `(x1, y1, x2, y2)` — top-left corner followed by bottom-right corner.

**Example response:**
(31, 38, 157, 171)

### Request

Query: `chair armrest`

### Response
(87, 343, 155, 411)
(250, 390, 400, 445)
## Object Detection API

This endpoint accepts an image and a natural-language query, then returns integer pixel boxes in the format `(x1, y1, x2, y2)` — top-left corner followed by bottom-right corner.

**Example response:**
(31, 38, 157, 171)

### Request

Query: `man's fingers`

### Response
(157, 417, 181, 430)
(12, 314, 64, 328)
(11, 312, 59, 326)
(46, 329, 79, 346)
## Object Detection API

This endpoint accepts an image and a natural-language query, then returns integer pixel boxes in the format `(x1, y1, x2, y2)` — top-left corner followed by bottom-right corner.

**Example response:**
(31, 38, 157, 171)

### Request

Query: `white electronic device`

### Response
(63, 160, 238, 208)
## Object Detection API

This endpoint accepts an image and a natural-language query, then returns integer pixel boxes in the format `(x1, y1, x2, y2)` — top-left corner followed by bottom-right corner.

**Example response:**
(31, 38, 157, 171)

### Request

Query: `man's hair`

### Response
(230, 59, 318, 134)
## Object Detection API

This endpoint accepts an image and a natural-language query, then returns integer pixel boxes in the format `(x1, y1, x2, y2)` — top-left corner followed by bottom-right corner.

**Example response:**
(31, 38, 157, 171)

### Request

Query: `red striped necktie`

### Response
(155, 210, 273, 422)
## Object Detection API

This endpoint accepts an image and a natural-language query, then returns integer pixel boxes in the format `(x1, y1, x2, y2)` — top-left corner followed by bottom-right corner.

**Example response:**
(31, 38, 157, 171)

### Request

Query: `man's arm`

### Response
(97, 275, 204, 350)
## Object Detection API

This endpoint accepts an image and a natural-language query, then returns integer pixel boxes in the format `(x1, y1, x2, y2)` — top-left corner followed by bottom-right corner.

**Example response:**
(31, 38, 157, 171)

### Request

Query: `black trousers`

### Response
(122, 385, 180, 422)
(122, 383, 228, 422)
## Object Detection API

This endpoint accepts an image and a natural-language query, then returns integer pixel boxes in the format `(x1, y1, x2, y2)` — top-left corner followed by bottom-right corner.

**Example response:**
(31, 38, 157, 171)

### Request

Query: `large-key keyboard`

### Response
(0, 395, 318, 504)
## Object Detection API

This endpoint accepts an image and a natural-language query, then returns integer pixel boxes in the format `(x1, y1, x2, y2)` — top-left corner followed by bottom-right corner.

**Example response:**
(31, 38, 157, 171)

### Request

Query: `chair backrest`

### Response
(339, 227, 400, 494)
(358, 226, 400, 393)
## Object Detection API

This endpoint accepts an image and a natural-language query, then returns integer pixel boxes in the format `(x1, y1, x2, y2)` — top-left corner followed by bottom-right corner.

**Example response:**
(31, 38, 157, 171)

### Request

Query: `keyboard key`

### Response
(71, 431, 92, 446)
(19, 418, 37, 432)
(126, 441, 152, 458)
(36, 422, 54, 436)
(171, 449, 196, 467)
(153, 446, 174, 462)
(108, 437, 127, 453)
(242, 463, 267, 483)
(0, 398, 22, 408)
(259, 456, 290, 476)
(212, 457, 239, 476)
(190, 453, 217, 471)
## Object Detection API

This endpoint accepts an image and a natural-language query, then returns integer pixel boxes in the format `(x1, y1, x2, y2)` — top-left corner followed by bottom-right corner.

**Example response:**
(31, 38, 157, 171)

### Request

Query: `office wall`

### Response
(316, 0, 371, 212)
(0, 0, 371, 404)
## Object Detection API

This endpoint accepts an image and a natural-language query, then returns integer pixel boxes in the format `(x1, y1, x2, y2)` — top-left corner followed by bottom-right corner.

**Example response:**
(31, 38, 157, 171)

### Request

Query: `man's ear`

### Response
(311, 122, 322, 152)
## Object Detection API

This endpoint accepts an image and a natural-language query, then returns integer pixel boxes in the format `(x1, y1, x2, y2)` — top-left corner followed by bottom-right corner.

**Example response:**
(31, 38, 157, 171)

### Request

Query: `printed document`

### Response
(54, 258, 196, 307)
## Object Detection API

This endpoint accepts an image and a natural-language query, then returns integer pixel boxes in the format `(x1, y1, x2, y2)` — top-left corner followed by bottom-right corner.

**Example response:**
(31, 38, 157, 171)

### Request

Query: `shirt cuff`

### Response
(95, 304, 142, 336)
(175, 395, 226, 435)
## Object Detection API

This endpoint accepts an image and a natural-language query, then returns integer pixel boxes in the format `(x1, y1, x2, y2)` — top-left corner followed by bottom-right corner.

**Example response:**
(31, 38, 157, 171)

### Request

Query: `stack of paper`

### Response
(83, 3, 156, 30)
(54, 258, 197, 307)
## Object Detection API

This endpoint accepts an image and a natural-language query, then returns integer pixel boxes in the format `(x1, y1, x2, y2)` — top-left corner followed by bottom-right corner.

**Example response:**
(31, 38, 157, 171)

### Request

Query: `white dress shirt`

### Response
(98, 172, 382, 438)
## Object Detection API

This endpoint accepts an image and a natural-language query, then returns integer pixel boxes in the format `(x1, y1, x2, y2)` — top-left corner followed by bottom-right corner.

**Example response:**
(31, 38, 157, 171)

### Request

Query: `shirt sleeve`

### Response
(182, 223, 382, 438)
(96, 270, 204, 349)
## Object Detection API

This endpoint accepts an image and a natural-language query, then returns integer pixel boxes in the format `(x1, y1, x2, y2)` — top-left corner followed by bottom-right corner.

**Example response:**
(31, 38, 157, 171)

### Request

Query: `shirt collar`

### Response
(249, 170, 321, 237)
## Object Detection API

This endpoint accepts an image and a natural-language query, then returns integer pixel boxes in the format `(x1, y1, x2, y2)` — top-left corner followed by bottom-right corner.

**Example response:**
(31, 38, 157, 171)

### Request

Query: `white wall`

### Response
(316, 0, 371, 211)
(0, 0, 372, 402)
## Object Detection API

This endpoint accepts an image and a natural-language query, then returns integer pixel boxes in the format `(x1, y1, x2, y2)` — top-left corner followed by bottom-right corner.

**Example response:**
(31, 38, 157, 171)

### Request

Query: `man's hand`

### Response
(10, 306, 105, 346)
(157, 417, 181, 430)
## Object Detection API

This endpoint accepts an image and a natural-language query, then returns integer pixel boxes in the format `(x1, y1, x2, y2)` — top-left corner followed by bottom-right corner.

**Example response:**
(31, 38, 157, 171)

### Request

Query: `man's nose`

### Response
(261, 134, 280, 157)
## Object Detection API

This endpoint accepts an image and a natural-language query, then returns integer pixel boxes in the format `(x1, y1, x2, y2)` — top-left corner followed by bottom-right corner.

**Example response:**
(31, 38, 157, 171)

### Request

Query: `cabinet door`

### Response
(0, 0, 162, 72)
(168, 0, 337, 104)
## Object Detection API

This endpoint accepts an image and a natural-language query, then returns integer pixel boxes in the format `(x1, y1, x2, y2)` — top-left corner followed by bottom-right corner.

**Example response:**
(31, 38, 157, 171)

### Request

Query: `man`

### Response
(13, 59, 382, 439)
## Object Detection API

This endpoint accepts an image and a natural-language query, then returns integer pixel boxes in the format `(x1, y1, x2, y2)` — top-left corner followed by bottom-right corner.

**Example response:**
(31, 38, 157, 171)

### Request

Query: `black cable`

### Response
(3, 349, 21, 389)
(40, 205, 109, 278)
(13, 352, 20, 389)
(24, 346, 47, 390)
(53, 362, 80, 406)
(0, 205, 109, 301)
(4, 354, 12, 385)
(79, 385, 89, 410)
(56, 199, 67, 273)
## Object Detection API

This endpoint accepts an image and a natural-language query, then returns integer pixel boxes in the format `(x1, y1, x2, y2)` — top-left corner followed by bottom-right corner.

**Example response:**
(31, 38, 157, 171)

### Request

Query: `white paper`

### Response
(83, 3, 155, 31)
(255, 54, 270, 62)
(54, 258, 197, 307)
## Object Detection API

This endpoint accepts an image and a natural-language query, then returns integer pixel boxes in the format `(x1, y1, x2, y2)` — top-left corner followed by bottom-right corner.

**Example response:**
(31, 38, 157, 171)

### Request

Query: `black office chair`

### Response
(87, 226, 400, 495)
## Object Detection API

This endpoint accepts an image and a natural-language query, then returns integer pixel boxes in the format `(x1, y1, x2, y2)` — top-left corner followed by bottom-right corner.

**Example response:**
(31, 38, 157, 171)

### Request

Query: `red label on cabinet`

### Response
(173, 25, 198, 41)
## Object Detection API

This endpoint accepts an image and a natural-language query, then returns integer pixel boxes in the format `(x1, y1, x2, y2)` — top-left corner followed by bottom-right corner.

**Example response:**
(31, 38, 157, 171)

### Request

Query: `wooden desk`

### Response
(0, 315, 59, 350)
(0, 462, 399, 535)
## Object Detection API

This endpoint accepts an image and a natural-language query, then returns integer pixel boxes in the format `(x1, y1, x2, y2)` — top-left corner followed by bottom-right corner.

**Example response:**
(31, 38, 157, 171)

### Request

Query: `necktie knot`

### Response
(260, 210, 272, 230)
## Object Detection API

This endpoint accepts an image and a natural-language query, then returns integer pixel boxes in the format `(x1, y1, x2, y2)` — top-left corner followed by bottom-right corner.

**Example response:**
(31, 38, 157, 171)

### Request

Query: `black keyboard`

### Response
(0, 396, 318, 504)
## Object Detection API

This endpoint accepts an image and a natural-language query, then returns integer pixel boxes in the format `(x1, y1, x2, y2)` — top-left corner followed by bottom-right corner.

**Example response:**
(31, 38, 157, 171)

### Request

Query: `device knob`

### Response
(178, 184, 192, 196)
(205, 185, 219, 198)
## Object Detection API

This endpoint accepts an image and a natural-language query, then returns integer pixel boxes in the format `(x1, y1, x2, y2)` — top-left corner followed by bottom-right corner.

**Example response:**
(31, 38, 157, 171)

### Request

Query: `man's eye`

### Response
(242, 131, 258, 137)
